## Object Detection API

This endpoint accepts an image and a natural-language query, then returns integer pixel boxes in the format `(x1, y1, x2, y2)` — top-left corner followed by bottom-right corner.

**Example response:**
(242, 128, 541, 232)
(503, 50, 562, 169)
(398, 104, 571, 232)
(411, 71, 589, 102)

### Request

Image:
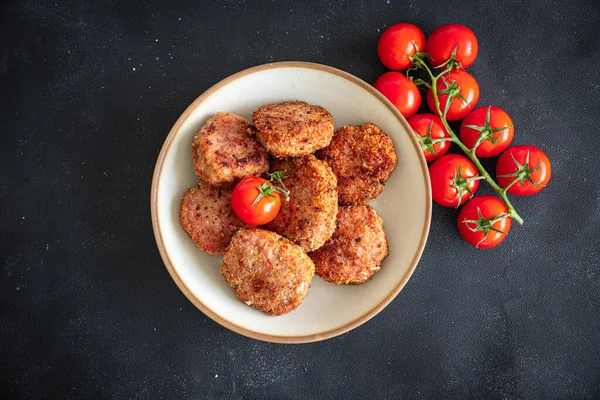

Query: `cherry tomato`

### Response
(496, 145, 551, 195)
(407, 113, 451, 163)
(460, 106, 514, 158)
(426, 24, 478, 69)
(427, 69, 479, 121)
(231, 176, 282, 226)
(374, 72, 421, 118)
(457, 196, 511, 248)
(378, 23, 426, 70)
(429, 154, 481, 207)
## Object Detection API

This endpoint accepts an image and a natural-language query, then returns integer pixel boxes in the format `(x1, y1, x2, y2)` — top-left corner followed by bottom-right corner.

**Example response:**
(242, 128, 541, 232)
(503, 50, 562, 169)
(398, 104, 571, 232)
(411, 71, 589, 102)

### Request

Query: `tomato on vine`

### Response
(374, 71, 421, 118)
(378, 23, 426, 70)
(496, 145, 551, 195)
(460, 106, 514, 157)
(427, 69, 479, 121)
(373, 21, 551, 236)
(231, 172, 290, 226)
(408, 113, 451, 163)
(426, 24, 478, 69)
(458, 196, 511, 248)
(429, 154, 482, 207)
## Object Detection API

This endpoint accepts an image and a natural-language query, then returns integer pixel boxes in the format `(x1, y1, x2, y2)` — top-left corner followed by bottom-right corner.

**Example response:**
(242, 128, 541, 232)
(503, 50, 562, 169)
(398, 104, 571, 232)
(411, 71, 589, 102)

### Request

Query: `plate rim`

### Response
(150, 61, 432, 344)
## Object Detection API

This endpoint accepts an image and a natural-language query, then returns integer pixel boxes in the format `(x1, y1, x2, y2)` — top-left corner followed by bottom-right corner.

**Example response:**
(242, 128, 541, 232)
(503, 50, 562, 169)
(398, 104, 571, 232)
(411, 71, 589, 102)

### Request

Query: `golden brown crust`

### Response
(251, 101, 334, 157)
(220, 228, 315, 316)
(192, 112, 269, 187)
(309, 205, 389, 285)
(317, 123, 398, 205)
(179, 182, 248, 255)
(264, 155, 338, 252)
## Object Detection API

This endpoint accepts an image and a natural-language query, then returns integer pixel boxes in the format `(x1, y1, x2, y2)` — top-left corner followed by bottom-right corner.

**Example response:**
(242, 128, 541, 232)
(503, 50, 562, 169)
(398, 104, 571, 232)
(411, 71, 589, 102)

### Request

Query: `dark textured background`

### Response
(2, 0, 600, 398)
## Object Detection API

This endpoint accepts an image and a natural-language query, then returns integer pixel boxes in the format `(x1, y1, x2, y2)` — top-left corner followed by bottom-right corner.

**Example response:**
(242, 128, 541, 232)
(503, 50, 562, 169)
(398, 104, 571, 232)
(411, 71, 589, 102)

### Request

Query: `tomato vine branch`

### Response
(411, 56, 524, 225)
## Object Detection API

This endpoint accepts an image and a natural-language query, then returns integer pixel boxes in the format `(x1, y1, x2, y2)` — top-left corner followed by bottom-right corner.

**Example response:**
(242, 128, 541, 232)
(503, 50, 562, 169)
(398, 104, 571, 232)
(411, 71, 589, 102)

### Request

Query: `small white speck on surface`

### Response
(139, 63, 142, 66)
(22, 217, 25, 220)
(15, 286, 20, 291)
(132, 67, 136, 71)
(128, 57, 131, 60)
(215, 374, 218, 378)
(178, 17, 181, 20)
(155, 39, 158, 42)
(148, 86, 151, 88)
(154, 328, 157, 331)
(45, 244, 49, 250)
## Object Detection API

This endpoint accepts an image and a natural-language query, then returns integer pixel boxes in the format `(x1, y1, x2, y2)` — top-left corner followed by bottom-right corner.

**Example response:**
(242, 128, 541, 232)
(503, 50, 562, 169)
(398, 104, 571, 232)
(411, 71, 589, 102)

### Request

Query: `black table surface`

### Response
(2, 0, 600, 398)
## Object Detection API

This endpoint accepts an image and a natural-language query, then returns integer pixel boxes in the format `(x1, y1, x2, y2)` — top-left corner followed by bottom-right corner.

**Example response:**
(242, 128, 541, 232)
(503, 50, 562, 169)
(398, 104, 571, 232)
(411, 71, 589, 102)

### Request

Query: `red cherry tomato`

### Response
(457, 196, 511, 248)
(231, 176, 281, 226)
(427, 69, 479, 121)
(407, 113, 451, 163)
(374, 72, 421, 118)
(426, 24, 478, 69)
(429, 154, 480, 207)
(460, 106, 514, 158)
(378, 23, 426, 70)
(496, 145, 552, 195)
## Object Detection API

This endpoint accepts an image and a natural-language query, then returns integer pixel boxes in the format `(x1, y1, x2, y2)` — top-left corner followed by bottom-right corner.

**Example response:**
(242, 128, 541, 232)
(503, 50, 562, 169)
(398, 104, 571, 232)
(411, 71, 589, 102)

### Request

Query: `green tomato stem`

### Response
(413, 58, 524, 225)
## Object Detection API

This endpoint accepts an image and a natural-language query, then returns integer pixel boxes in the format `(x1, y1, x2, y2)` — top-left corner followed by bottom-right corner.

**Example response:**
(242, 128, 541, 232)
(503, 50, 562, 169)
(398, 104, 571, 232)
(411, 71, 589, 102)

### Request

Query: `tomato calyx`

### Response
(464, 106, 511, 151)
(251, 171, 290, 206)
(438, 75, 469, 117)
(266, 170, 290, 194)
(462, 209, 510, 248)
(497, 150, 545, 191)
(410, 77, 432, 90)
(407, 47, 433, 90)
(452, 165, 484, 207)
(414, 120, 452, 156)
(430, 45, 463, 70)
(406, 44, 429, 74)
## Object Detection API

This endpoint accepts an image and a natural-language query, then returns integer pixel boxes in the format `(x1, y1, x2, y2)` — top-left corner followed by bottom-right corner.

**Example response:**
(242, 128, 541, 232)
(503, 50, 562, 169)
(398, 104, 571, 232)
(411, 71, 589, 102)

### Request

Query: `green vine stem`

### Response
(412, 56, 524, 225)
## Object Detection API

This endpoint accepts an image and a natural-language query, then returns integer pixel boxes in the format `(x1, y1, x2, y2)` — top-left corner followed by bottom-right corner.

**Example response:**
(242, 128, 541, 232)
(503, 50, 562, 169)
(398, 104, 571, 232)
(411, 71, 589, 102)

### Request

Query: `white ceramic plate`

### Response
(151, 62, 431, 343)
